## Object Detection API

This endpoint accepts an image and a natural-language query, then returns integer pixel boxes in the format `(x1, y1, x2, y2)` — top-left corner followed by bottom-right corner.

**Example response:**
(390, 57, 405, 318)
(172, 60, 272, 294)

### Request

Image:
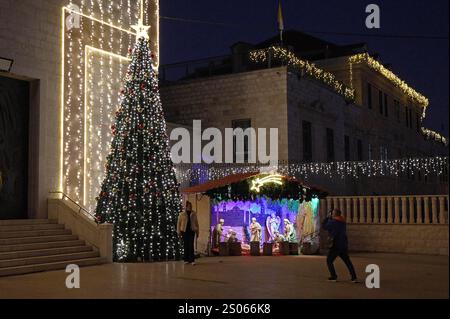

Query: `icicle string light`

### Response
(349, 53, 429, 112)
(249, 46, 355, 102)
(173, 157, 449, 185)
(421, 128, 448, 146)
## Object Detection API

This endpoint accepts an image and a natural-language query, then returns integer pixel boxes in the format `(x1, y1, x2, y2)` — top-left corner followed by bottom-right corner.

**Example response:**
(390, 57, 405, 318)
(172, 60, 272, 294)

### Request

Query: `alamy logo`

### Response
(170, 120, 279, 165)
(66, 4, 81, 31)
(365, 4, 381, 29)
(365, 264, 380, 289)
(65, 264, 80, 289)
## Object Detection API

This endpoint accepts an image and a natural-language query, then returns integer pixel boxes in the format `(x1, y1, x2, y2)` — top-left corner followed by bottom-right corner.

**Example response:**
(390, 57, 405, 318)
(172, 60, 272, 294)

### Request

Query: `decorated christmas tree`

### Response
(95, 19, 182, 262)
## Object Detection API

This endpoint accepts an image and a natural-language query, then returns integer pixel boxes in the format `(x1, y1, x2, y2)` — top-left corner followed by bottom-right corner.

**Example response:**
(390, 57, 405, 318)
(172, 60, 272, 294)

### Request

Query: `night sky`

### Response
(159, 0, 449, 136)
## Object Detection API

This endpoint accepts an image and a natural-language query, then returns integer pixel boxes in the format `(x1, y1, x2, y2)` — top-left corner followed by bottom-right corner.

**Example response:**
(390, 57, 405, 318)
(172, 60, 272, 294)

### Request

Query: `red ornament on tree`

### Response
(140, 83, 146, 90)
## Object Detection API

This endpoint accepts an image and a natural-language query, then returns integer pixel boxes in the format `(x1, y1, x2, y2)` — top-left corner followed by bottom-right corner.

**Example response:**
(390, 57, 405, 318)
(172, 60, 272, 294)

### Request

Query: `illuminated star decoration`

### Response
(132, 0, 151, 41)
(250, 174, 284, 193)
(132, 20, 150, 41)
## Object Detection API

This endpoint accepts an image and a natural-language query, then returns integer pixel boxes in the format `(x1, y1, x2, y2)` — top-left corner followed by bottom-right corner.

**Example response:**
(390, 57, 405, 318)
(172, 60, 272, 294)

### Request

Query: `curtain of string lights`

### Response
(62, 0, 158, 212)
(174, 157, 449, 184)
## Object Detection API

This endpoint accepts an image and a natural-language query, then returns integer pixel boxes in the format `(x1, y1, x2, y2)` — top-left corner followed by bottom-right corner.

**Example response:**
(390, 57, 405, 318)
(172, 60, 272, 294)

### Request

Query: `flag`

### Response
(278, 0, 284, 31)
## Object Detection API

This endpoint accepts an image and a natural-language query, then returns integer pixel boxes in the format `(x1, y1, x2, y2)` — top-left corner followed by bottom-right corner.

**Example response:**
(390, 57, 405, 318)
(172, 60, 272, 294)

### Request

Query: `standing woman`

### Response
(177, 201, 200, 265)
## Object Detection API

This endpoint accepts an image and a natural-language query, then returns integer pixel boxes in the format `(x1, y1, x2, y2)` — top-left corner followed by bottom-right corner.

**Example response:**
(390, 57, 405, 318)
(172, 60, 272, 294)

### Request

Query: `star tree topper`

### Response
(132, 0, 151, 41)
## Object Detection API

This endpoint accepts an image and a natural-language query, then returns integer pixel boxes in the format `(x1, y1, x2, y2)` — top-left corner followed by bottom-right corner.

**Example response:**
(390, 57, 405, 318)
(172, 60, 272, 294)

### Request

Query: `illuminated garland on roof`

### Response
(175, 156, 448, 185)
(421, 128, 448, 146)
(249, 46, 355, 102)
(349, 53, 429, 110)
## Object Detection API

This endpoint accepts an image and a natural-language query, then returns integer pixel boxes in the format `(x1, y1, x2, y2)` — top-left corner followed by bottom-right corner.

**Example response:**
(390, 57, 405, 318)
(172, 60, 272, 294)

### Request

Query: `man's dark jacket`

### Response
(322, 216, 349, 251)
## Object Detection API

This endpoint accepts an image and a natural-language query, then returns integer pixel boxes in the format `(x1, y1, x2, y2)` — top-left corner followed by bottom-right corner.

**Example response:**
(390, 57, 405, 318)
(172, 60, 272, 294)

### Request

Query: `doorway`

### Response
(0, 76, 30, 219)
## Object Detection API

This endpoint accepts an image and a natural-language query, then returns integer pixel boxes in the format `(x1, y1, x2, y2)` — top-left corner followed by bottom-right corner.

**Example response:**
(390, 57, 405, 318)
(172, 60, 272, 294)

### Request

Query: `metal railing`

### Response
(49, 191, 96, 222)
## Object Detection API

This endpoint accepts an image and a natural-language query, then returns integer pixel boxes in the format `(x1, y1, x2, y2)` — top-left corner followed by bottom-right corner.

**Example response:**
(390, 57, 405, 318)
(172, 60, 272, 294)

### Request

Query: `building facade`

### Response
(161, 31, 448, 196)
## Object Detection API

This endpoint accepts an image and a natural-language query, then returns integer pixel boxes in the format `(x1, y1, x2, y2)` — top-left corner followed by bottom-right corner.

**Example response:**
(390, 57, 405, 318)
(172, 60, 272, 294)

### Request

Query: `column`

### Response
(439, 196, 447, 224)
(373, 197, 379, 224)
(367, 197, 373, 224)
(359, 197, 366, 223)
(416, 197, 423, 224)
(339, 198, 345, 219)
(424, 197, 430, 224)
(353, 198, 359, 223)
(401, 197, 408, 224)
(394, 197, 400, 224)
(387, 197, 393, 224)
(320, 197, 328, 221)
(431, 197, 438, 224)
(346, 198, 351, 223)
(326, 197, 332, 213)
(409, 197, 415, 224)
(380, 197, 386, 224)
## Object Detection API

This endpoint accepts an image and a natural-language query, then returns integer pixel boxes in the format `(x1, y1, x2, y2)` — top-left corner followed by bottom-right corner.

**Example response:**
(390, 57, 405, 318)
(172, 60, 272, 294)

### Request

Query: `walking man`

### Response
(322, 209, 358, 282)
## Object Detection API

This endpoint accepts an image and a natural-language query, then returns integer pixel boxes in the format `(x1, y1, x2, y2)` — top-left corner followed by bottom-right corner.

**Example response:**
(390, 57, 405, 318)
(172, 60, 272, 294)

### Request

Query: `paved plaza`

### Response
(0, 253, 448, 299)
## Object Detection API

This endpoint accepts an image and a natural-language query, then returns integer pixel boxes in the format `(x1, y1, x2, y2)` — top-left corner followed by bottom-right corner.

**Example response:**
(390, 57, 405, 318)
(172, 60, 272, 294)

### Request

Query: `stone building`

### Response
(160, 30, 448, 196)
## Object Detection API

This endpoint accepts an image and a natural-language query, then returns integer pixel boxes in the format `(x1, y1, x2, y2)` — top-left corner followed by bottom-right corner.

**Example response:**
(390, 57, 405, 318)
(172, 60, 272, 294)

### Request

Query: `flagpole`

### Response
(278, 0, 284, 47)
(280, 29, 283, 47)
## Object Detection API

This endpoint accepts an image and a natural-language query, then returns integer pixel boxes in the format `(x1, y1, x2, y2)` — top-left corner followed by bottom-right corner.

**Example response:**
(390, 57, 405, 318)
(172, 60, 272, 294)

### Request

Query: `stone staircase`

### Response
(0, 219, 107, 277)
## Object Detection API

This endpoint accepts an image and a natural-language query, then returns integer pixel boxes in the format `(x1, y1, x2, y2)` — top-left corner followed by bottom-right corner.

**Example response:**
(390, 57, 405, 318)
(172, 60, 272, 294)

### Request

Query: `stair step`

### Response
(0, 257, 107, 277)
(0, 245, 93, 260)
(0, 223, 65, 232)
(0, 219, 57, 226)
(0, 229, 71, 239)
(0, 240, 86, 253)
(0, 251, 100, 268)
(0, 234, 78, 245)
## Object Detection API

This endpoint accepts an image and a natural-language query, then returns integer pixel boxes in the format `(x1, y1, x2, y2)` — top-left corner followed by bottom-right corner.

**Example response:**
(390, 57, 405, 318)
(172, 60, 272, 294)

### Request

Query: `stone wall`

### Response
(347, 224, 449, 256)
(162, 67, 289, 161)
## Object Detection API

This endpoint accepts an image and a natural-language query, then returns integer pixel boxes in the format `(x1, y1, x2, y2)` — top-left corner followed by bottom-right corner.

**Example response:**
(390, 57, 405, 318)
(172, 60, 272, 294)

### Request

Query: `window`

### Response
(405, 106, 409, 127)
(344, 135, 350, 161)
(384, 93, 388, 117)
(394, 100, 400, 122)
(409, 109, 413, 129)
(302, 121, 313, 162)
(357, 140, 363, 161)
(380, 146, 388, 160)
(232, 119, 251, 163)
(326, 128, 335, 162)
(378, 90, 384, 114)
(416, 113, 420, 132)
(367, 83, 372, 109)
